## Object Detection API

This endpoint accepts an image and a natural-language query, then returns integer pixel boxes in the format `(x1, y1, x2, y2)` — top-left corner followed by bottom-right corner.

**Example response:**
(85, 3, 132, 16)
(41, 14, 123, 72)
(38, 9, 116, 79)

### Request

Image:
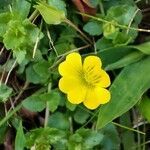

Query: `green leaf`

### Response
(47, 0, 67, 14)
(47, 90, 60, 112)
(68, 133, 82, 150)
(96, 37, 113, 50)
(22, 95, 46, 112)
(73, 107, 90, 124)
(15, 121, 26, 150)
(0, 83, 13, 102)
(13, 50, 26, 64)
(131, 41, 150, 55)
(112, 32, 132, 46)
(68, 128, 104, 150)
(25, 127, 67, 149)
(48, 112, 69, 130)
(105, 51, 145, 70)
(97, 46, 133, 67)
(12, 0, 31, 19)
(0, 12, 11, 38)
(3, 20, 26, 50)
(97, 56, 150, 129)
(77, 128, 104, 149)
(26, 61, 50, 84)
(120, 113, 136, 149)
(33, 61, 50, 79)
(39, 90, 60, 112)
(83, 21, 102, 36)
(138, 96, 150, 122)
(0, 124, 7, 144)
(0, 0, 12, 12)
(105, 5, 137, 25)
(99, 123, 120, 150)
(35, 2, 66, 25)
(66, 101, 77, 111)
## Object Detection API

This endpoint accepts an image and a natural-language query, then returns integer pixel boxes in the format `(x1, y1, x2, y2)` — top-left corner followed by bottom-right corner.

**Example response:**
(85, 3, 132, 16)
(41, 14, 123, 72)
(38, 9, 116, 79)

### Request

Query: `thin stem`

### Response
(4, 60, 17, 85)
(0, 53, 12, 84)
(44, 83, 51, 128)
(132, 140, 150, 149)
(46, 25, 59, 57)
(50, 44, 91, 69)
(99, 2, 105, 15)
(78, 12, 150, 33)
(44, 102, 49, 128)
(0, 103, 22, 127)
(58, 44, 91, 57)
(13, 81, 29, 104)
(32, 20, 43, 58)
(69, 117, 73, 133)
(64, 19, 92, 44)
(0, 46, 4, 56)
(112, 122, 145, 135)
(126, 8, 140, 34)
(29, 10, 39, 22)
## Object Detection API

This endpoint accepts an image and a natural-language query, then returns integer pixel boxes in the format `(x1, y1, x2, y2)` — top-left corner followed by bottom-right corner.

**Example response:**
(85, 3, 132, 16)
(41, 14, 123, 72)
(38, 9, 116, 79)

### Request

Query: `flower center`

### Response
(80, 66, 102, 87)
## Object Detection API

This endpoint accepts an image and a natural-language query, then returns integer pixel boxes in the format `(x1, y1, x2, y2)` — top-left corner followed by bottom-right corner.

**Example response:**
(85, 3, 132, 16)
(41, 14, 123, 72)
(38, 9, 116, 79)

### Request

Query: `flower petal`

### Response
(83, 55, 102, 71)
(97, 70, 111, 88)
(58, 53, 82, 77)
(59, 77, 87, 104)
(83, 87, 111, 109)
(67, 86, 86, 104)
(59, 77, 80, 93)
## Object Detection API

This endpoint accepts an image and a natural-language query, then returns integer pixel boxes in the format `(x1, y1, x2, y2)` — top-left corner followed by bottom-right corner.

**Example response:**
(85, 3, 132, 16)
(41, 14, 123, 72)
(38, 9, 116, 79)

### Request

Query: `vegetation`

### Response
(0, 0, 150, 149)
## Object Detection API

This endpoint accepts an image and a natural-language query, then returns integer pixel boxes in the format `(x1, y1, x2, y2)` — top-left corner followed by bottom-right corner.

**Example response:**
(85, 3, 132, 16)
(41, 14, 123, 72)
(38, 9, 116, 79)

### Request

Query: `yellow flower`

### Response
(58, 53, 111, 110)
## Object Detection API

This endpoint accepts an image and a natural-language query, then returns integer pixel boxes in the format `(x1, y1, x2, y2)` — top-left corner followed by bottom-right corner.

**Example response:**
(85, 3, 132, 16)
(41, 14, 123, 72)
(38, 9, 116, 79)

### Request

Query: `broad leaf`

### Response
(97, 56, 150, 129)
(83, 21, 102, 36)
(130, 41, 150, 55)
(15, 121, 26, 150)
(12, 0, 31, 19)
(35, 2, 66, 25)
(105, 51, 144, 70)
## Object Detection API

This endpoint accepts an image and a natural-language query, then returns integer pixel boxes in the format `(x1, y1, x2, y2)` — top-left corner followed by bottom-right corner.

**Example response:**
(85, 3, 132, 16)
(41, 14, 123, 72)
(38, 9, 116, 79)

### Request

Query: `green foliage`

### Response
(26, 61, 50, 84)
(25, 127, 67, 149)
(12, 0, 31, 19)
(22, 90, 60, 112)
(35, 2, 66, 25)
(105, 5, 137, 25)
(0, 0, 150, 149)
(15, 121, 26, 150)
(68, 128, 104, 150)
(105, 51, 144, 70)
(73, 107, 90, 124)
(97, 57, 150, 129)
(138, 96, 150, 122)
(48, 112, 70, 130)
(0, 83, 13, 102)
(0, 12, 12, 39)
(83, 21, 103, 36)
(99, 123, 120, 150)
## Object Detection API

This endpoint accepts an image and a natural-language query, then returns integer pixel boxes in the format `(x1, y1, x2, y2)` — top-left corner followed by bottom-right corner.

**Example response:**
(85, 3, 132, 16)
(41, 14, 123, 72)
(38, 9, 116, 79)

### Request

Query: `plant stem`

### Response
(44, 83, 51, 128)
(0, 46, 4, 56)
(112, 122, 145, 135)
(29, 9, 39, 22)
(64, 19, 92, 44)
(99, 2, 105, 15)
(4, 59, 17, 85)
(0, 103, 22, 127)
(78, 12, 150, 33)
